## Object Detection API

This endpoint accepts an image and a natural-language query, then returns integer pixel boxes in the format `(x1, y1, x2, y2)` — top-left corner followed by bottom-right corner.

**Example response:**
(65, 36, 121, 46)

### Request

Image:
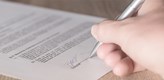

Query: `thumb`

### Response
(91, 20, 126, 44)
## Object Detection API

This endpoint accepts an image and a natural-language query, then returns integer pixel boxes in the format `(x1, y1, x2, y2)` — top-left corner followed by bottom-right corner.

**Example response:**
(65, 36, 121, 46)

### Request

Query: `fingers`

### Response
(91, 19, 136, 47)
(113, 57, 146, 76)
(97, 43, 126, 67)
(97, 43, 146, 76)
(91, 20, 123, 44)
(133, 62, 146, 72)
(113, 57, 134, 76)
(104, 50, 126, 68)
(97, 43, 120, 59)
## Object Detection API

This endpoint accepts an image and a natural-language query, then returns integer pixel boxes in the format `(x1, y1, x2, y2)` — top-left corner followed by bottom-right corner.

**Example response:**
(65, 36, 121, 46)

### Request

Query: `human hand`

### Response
(91, 0, 164, 77)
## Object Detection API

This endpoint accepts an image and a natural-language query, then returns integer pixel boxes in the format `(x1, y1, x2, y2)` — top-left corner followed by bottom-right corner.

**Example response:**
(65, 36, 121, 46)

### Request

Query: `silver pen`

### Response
(90, 0, 145, 58)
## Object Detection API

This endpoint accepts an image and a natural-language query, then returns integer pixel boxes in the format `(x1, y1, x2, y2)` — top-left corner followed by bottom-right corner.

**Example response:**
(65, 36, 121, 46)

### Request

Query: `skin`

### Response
(91, 0, 164, 77)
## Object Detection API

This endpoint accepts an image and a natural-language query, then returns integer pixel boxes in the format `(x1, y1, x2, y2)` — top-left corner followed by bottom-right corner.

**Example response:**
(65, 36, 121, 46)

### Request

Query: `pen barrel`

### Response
(90, 0, 145, 58)
(117, 0, 144, 20)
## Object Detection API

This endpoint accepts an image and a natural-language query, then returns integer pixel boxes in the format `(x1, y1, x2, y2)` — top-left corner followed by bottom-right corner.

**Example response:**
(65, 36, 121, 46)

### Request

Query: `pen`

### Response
(90, 0, 145, 58)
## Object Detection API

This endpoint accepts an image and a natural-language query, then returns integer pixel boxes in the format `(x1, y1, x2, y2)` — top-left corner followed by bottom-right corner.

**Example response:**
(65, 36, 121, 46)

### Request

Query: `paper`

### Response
(0, 1, 111, 80)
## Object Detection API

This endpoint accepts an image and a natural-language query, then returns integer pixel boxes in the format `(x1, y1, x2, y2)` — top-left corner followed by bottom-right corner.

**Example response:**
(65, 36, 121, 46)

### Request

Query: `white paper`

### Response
(0, 1, 111, 80)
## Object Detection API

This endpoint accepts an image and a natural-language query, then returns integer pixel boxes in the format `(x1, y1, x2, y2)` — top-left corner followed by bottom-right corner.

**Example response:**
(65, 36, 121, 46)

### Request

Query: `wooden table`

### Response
(1, 0, 163, 80)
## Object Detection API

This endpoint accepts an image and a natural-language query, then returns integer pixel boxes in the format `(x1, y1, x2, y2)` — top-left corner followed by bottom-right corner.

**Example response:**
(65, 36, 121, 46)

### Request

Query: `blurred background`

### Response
(7, 0, 131, 19)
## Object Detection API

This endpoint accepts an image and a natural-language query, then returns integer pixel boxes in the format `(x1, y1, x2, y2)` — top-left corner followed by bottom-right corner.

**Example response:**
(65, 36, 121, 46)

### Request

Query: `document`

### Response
(0, 1, 111, 80)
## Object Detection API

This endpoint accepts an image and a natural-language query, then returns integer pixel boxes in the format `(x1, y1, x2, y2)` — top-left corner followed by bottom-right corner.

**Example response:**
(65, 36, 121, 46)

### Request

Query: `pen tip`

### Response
(89, 51, 97, 58)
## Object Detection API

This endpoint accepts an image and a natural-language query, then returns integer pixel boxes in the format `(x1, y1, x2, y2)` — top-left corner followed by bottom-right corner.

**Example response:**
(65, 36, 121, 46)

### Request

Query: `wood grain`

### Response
(1, 0, 164, 80)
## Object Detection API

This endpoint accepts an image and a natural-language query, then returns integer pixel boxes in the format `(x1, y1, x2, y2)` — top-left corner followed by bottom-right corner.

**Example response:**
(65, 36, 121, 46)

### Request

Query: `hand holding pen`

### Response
(90, 0, 164, 78)
(90, 0, 145, 58)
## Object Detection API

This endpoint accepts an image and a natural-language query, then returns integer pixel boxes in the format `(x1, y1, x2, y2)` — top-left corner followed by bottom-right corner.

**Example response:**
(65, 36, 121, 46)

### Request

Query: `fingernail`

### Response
(91, 24, 98, 39)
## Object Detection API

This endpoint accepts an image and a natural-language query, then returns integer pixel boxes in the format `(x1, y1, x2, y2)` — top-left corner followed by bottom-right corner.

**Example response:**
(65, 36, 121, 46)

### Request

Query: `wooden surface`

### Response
(1, 0, 164, 80)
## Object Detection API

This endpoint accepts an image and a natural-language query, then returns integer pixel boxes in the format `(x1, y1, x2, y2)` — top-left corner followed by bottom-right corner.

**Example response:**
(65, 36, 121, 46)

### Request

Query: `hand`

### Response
(91, 0, 164, 77)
